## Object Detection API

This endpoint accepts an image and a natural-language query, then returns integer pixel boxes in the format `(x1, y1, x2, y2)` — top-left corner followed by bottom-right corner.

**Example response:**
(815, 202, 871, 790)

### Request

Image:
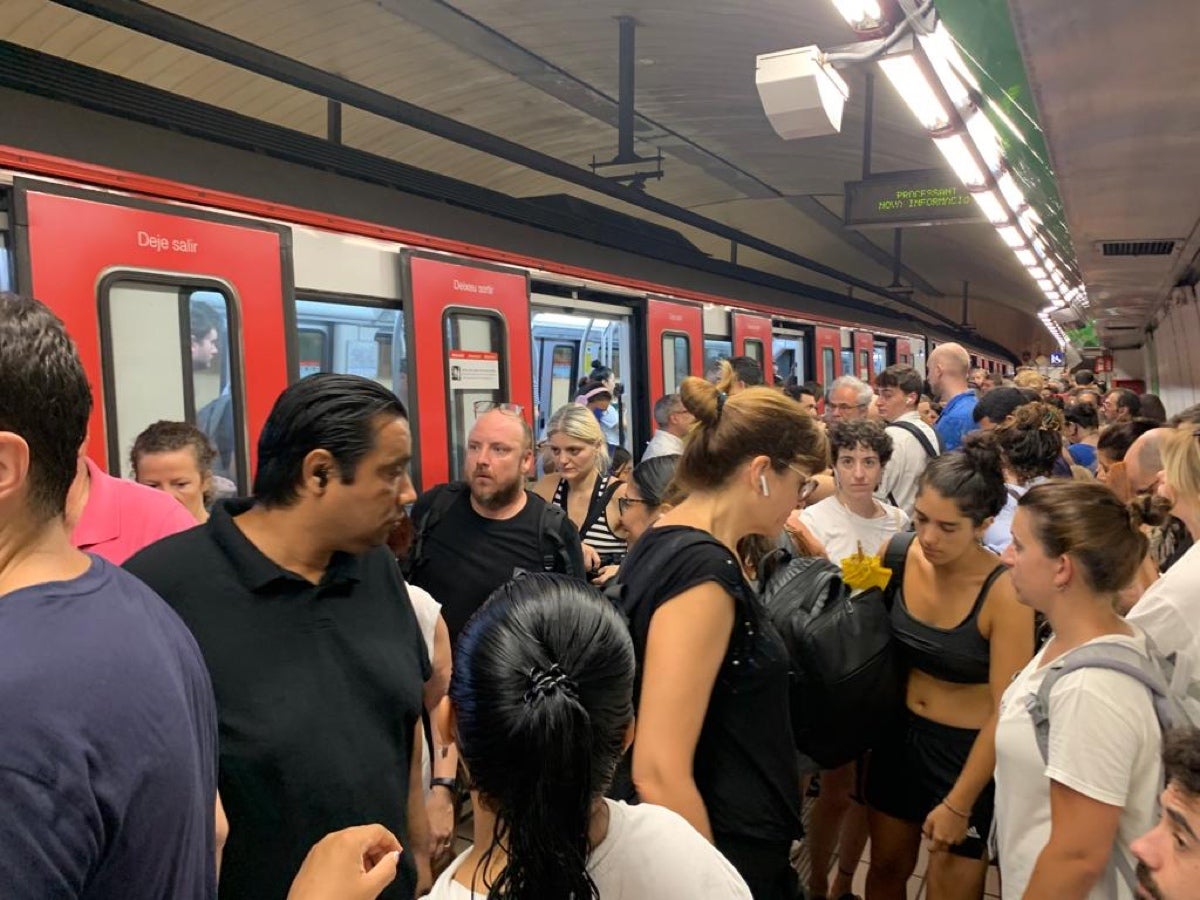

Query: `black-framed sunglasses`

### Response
(617, 497, 653, 516)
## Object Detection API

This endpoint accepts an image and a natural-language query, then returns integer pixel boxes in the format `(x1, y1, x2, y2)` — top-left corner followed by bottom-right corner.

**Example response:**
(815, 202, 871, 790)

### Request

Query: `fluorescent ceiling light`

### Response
(917, 26, 971, 109)
(1014, 249, 1038, 267)
(997, 172, 1026, 212)
(933, 133, 986, 188)
(997, 225, 1025, 248)
(1029, 266, 1048, 281)
(1036, 278, 1054, 290)
(878, 54, 951, 131)
(972, 189, 1009, 225)
(965, 112, 1002, 174)
(830, 0, 885, 29)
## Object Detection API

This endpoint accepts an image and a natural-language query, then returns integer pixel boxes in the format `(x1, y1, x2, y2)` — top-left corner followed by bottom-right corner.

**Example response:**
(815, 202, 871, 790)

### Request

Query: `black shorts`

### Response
(865, 711, 994, 860)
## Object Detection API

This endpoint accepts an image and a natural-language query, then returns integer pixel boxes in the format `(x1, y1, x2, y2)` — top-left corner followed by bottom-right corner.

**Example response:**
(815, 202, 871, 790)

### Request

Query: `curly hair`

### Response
(1165, 728, 1200, 797)
(992, 401, 1064, 483)
(828, 418, 893, 469)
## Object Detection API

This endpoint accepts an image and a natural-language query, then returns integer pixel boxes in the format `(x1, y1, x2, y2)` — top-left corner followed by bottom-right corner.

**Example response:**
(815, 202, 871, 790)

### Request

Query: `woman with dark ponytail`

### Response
(616, 360, 828, 898)
(428, 573, 751, 899)
(865, 436, 1035, 900)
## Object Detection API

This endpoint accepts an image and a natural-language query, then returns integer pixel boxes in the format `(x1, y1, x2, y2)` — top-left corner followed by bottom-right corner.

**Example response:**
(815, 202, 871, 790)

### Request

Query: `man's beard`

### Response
(471, 472, 523, 510)
(1136, 860, 1165, 900)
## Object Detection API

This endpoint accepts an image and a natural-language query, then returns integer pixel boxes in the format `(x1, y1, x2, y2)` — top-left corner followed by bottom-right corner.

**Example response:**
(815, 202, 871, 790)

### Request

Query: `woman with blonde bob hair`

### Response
(535, 404, 625, 573)
(613, 360, 827, 898)
(994, 481, 1163, 899)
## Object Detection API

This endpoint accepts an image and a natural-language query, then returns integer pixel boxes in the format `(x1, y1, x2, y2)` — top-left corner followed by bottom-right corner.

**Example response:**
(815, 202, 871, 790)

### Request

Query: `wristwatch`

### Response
(430, 777, 458, 794)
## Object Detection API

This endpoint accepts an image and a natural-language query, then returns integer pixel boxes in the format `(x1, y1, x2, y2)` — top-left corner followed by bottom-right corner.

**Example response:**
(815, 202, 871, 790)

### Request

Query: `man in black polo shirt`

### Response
(126, 374, 431, 900)
(405, 407, 585, 648)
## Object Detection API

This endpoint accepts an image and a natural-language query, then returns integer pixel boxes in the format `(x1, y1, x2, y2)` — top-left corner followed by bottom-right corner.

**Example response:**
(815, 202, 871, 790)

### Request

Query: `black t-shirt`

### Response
(408, 486, 583, 647)
(618, 525, 802, 843)
(125, 499, 430, 900)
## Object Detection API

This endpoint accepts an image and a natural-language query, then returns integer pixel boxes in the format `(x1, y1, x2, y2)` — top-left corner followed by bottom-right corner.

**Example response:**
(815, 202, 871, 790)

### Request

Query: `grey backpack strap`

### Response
(1027, 642, 1168, 765)
(889, 420, 939, 458)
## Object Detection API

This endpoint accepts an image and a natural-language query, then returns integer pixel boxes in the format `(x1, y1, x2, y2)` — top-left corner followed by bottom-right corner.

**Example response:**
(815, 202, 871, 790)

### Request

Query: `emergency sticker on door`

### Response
(449, 350, 500, 390)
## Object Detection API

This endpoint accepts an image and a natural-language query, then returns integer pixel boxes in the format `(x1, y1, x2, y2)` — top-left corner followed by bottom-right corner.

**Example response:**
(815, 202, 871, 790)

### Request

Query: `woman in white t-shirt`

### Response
(995, 481, 1164, 900)
(427, 573, 751, 899)
(800, 418, 909, 566)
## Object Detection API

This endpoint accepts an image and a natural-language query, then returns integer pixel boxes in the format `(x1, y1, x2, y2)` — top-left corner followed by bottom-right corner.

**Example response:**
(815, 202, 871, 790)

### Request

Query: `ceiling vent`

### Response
(1099, 239, 1177, 257)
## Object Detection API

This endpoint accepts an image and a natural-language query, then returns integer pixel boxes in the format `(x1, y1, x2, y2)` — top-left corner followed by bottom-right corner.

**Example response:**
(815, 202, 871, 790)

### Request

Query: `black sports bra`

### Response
(890, 561, 1006, 685)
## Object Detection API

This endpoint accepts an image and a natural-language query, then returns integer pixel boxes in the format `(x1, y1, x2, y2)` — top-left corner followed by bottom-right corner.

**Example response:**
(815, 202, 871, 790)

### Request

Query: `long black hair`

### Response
(451, 574, 635, 898)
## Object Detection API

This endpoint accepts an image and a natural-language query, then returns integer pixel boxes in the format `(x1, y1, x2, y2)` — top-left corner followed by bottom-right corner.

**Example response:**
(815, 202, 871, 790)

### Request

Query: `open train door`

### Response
(853, 330, 876, 384)
(731, 311, 774, 384)
(402, 251, 533, 490)
(14, 180, 291, 491)
(646, 296, 703, 404)
(814, 325, 841, 389)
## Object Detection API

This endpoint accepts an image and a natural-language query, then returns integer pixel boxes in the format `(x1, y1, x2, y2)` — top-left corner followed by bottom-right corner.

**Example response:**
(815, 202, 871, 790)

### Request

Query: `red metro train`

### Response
(1, 146, 1010, 492)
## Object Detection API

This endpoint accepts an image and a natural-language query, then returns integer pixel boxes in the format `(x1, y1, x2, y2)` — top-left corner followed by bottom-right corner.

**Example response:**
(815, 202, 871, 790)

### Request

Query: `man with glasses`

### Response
(826, 374, 873, 424)
(875, 364, 940, 516)
(405, 404, 585, 650)
(644, 393, 694, 461)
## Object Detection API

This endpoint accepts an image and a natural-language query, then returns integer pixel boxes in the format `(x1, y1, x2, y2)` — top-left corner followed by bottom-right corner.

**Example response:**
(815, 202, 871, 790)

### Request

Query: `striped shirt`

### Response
(553, 473, 627, 563)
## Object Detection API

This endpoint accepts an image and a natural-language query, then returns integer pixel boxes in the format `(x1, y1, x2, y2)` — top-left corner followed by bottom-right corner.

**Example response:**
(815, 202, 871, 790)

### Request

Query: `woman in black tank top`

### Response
(621, 362, 827, 900)
(865, 435, 1035, 900)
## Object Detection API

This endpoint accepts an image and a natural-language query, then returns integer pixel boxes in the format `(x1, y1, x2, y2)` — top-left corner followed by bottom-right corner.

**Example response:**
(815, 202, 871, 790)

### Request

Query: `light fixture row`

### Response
(829, 1, 1083, 318)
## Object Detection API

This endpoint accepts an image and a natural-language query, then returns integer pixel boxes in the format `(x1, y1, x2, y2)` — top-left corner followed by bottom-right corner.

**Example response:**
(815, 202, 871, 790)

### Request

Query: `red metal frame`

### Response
(853, 331, 875, 384)
(405, 254, 532, 489)
(20, 186, 288, 474)
(813, 326, 841, 389)
(646, 297, 703, 403)
(731, 311, 774, 384)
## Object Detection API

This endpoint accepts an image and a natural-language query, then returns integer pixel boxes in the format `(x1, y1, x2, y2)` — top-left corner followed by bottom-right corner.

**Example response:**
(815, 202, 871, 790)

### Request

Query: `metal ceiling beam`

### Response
(48, 0, 963, 330)
(381, 0, 943, 295)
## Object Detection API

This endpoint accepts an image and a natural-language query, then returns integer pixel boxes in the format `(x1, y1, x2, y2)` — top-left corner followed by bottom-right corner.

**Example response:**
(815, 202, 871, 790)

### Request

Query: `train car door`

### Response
(646, 296, 703, 404)
(896, 338, 913, 367)
(731, 311, 774, 384)
(813, 325, 841, 389)
(13, 180, 291, 491)
(853, 331, 876, 384)
(403, 251, 532, 490)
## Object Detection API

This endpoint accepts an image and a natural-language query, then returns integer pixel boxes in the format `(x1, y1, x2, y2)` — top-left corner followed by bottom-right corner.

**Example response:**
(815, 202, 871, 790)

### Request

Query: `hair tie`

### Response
(715, 391, 728, 419)
(524, 663, 577, 705)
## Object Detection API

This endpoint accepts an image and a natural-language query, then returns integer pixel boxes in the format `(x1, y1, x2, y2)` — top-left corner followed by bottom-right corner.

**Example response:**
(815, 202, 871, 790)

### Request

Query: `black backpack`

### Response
(402, 482, 578, 579)
(760, 544, 906, 770)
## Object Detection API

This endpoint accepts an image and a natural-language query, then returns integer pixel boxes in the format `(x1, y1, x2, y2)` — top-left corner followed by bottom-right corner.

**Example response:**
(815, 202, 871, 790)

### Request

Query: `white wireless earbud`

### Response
(760, 474, 770, 497)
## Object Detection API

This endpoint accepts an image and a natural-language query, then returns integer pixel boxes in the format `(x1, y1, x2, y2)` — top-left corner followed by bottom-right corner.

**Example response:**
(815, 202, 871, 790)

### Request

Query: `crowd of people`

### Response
(6, 288, 1200, 900)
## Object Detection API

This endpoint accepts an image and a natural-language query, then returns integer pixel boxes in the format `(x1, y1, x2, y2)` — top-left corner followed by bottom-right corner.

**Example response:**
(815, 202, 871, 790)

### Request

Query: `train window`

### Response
(663, 333, 691, 395)
(293, 298, 407, 412)
(445, 310, 507, 479)
(704, 339, 732, 375)
(297, 328, 329, 377)
(859, 350, 871, 381)
(548, 344, 576, 416)
(823, 347, 836, 383)
(773, 335, 807, 385)
(99, 279, 246, 490)
(841, 349, 854, 378)
(0, 203, 11, 293)
(745, 339, 764, 364)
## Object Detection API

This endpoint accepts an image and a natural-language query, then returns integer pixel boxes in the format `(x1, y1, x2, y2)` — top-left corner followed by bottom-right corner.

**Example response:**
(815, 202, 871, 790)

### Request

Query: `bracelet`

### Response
(430, 777, 457, 794)
(941, 798, 970, 819)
